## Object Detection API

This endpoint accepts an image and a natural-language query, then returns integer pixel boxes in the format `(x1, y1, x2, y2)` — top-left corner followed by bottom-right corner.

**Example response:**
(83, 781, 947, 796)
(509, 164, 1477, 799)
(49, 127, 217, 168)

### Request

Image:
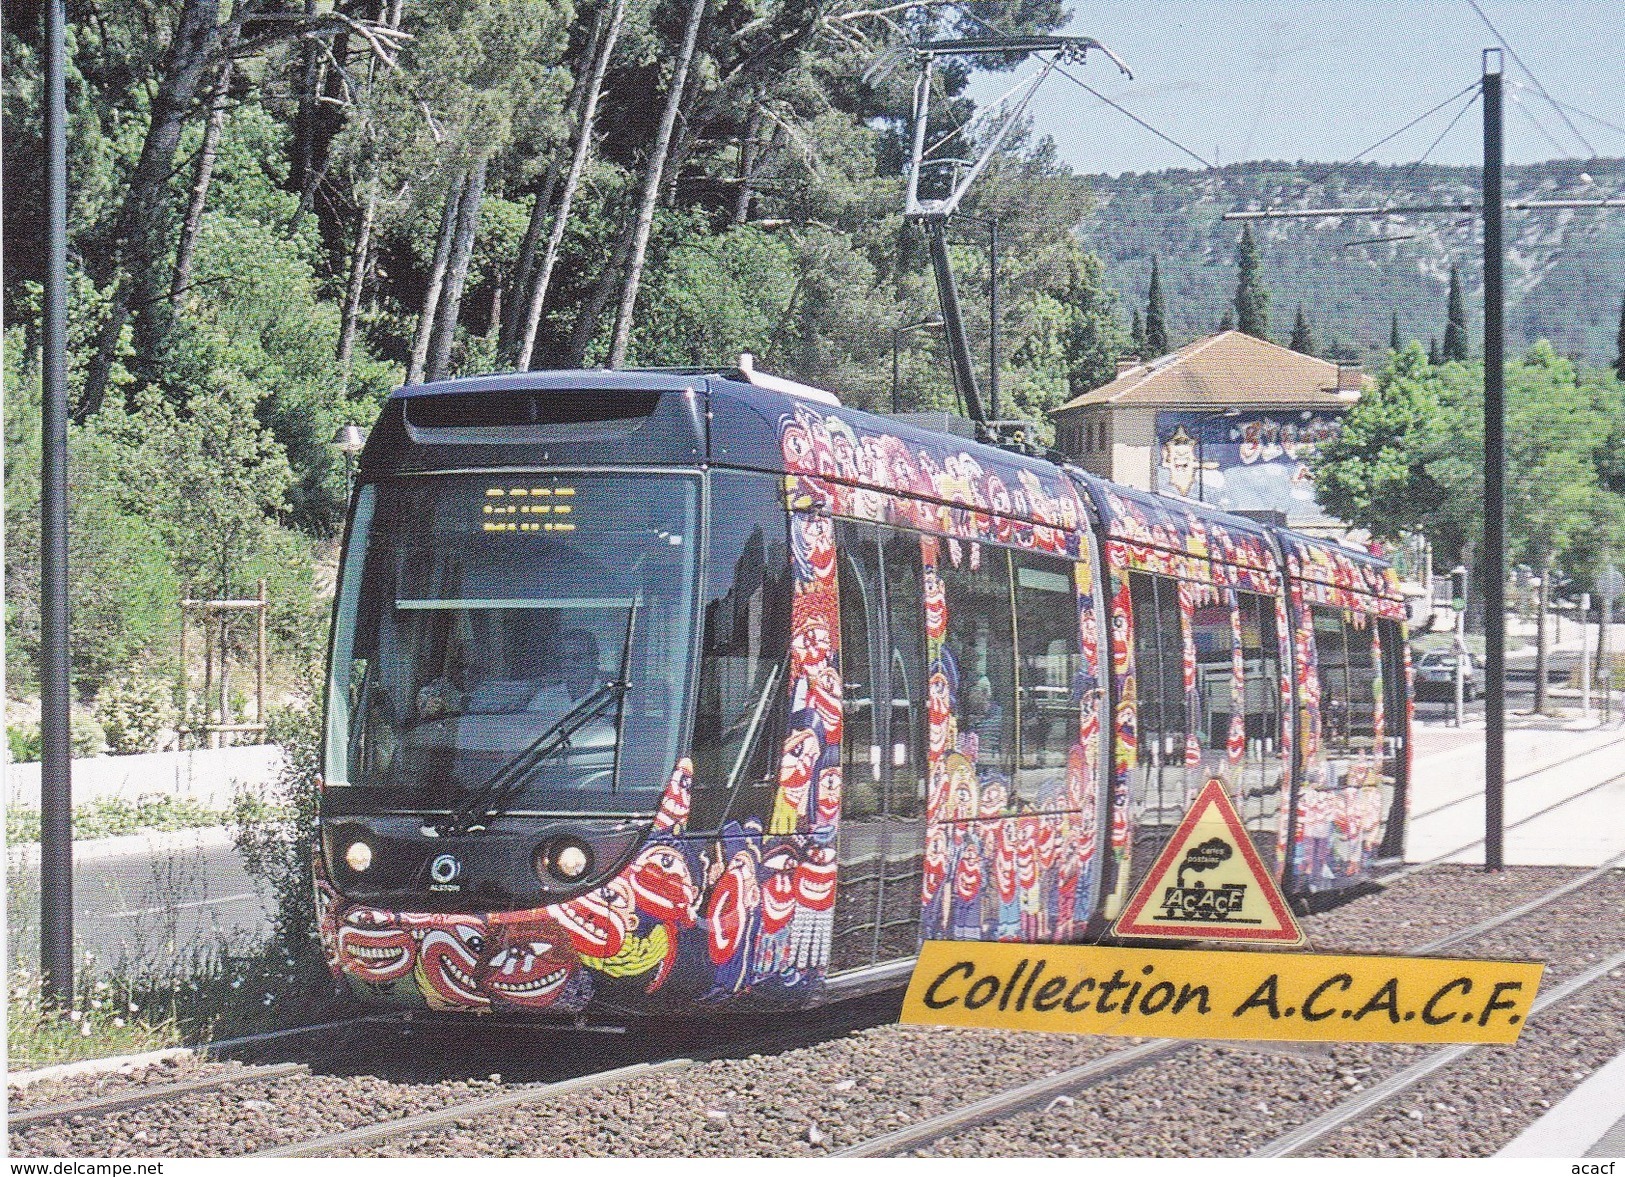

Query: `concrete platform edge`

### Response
(1496, 1047, 1625, 1157)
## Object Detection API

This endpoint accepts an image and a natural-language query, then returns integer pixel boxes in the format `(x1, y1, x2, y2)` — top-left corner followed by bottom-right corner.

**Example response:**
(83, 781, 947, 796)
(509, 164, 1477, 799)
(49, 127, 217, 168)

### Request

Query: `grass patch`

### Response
(7, 945, 350, 1070)
(5, 795, 236, 844)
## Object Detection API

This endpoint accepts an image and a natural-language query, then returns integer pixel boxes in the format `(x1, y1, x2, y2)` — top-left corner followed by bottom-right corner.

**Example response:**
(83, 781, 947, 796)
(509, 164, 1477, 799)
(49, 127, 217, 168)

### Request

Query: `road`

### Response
(8, 829, 274, 975)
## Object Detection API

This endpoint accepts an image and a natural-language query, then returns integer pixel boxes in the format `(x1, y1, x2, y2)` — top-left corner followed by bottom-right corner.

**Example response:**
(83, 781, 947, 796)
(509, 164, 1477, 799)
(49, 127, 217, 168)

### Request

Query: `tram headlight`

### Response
(536, 838, 593, 884)
(344, 840, 373, 873)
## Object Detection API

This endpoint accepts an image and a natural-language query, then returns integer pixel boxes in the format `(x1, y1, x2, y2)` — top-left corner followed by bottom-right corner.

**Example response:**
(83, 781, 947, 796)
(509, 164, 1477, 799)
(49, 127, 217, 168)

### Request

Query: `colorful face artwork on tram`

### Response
(318, 405, 1105, 1011)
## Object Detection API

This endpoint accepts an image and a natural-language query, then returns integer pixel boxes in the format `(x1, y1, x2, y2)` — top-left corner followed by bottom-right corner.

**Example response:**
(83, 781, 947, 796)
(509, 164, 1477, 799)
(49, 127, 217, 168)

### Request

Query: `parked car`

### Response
(1414, 649, 1483, 700)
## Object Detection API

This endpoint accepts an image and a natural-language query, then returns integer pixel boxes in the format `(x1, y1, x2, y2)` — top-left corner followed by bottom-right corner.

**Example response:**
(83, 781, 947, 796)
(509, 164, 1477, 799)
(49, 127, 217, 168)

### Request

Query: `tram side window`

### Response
(1311, 604, 1381, 757)
(1238, 592, 1281, 750)
(689, 471, 792, 832)
(836, 522, 883, 819)
(1128, 571, 1187, 763)
(1013, 553, 1081, 803)
(940, 543, 1017, 793)
(1189, 594, 1234, 752)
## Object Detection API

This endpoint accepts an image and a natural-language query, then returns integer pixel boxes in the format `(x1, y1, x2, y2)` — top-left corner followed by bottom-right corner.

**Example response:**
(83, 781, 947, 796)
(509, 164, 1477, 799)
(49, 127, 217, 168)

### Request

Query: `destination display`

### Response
(480, 483, 579, 533)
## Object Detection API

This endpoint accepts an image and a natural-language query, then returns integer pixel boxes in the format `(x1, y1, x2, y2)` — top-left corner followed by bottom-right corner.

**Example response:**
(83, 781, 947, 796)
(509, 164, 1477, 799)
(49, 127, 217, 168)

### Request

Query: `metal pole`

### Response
(988, 217, 1000, 421)
(257, 578, 267, 734)
(892, 328, 901, 414)
(1482, 50, 1506, 872)
(923, 219, 986, 428)
(39, 0, 73, 1006)
(1581, 592, 1592, 718)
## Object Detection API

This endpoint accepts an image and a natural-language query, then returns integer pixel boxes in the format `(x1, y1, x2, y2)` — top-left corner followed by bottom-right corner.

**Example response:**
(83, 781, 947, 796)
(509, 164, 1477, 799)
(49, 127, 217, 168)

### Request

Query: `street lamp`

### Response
(334, 424, 369, 490)
(891, 317, 945, 414)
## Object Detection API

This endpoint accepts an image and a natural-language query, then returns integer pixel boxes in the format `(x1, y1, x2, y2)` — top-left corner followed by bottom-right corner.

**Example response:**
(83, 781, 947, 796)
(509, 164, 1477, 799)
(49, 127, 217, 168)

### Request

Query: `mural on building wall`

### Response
(1155, 410, 1344, 525)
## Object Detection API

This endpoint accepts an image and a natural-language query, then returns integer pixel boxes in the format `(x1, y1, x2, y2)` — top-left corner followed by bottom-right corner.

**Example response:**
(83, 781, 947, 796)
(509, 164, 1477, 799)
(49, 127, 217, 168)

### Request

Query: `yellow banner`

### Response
(902, 941, 1543, 1044)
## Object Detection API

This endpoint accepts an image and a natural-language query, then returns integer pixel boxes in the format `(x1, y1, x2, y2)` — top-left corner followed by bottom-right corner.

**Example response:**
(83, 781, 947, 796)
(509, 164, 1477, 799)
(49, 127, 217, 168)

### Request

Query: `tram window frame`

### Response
(1012, 551, 1082, 803)
(1238, 591, 1282, 752)
(689, 470, 793, 833)
(1310, 604, 1380, 755)
(1188, 591, 1235, 753)
(835, 521, 885, 820)
(938, 541, 1019, 801)
(1127, 570, 1187, 763)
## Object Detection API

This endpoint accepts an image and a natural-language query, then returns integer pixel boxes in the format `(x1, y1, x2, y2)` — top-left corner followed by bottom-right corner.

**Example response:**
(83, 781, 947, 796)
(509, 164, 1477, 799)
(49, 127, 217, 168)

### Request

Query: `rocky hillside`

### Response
(1074, 158, 1625, 368)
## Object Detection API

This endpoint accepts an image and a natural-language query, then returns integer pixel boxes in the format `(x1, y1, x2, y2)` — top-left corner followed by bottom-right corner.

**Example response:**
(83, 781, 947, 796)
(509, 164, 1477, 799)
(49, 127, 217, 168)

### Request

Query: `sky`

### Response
(964, 0, 1625, 176)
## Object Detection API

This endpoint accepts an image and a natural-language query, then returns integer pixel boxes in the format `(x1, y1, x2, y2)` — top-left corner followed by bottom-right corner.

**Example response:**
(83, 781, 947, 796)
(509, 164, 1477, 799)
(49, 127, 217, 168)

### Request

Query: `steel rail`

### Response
(1407, 731, 1625, 823)
(1252, 946, 1625, 1157)
(827, 858, 1625, 1157)
(1378, 766, 1625, 884)
(250, 1058, 695, 1157)
(9, 1063, 309, 1129)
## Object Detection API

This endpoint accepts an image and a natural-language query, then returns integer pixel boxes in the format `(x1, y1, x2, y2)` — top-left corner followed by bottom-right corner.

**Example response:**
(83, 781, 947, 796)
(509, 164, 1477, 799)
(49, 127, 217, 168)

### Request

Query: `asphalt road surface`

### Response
(8, 830, 274, 975)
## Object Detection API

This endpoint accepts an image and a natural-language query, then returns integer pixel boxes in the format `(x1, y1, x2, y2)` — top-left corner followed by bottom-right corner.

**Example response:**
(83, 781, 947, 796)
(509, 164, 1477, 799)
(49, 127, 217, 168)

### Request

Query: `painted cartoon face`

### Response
(804, 516, 836, 582)
(1114, 696, 1137, 761)
(923, 567, 947, 640)
(922, 827, 949, 904)
(416, 916, 488, 1010)
(795, 845, 838, 912)
(945, 752, 977, 819)
(552, 876, 636, 959)
(1110, 584, 1133, 675)
(706, 850, 760, 964)
(628, 843, 698, 927)
(778, 726, 821, 808)
(653, 759, 693, 833)
(759, 846, 801, 933)
(808, 663, 843, 741)
(791, 615, 833, 675)
(781, 420, 815, 472)
(480, 915, 576, 1009)
(815, 764, 843, 826)
(338, 907, 416, 984)
(927, 671, 953, 755)
(1079, 605, 1100, 674)
(978, 779, 1007, 818)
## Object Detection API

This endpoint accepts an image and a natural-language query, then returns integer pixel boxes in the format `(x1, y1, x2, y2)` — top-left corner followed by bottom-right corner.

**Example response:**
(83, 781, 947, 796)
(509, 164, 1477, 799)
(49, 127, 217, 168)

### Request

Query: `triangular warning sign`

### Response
(1113, 777, 1305, 945)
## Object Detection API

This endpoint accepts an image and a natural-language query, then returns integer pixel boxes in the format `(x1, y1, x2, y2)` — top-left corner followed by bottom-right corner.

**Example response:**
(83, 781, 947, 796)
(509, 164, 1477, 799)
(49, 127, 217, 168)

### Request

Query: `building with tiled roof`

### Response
(1051, 330, 1370, 533)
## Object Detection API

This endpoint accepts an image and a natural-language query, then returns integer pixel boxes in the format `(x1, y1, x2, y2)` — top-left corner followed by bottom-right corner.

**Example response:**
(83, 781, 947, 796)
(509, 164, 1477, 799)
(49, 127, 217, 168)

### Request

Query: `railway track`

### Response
(1406, 728, 1625, 824)
(1382, 763, 1625, 882)
(828, 853, 1625, 1158)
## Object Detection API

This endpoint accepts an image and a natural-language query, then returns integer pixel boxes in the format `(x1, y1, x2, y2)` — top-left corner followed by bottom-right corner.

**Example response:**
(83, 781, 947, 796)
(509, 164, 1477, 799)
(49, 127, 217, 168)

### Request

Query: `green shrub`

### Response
(8, 722, 41, 763)
(95, 675, 176, 755)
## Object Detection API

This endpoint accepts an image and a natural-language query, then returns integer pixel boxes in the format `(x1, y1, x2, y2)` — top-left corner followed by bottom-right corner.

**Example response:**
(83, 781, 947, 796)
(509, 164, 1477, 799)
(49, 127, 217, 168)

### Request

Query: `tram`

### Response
(315, 366, 1410, 1016)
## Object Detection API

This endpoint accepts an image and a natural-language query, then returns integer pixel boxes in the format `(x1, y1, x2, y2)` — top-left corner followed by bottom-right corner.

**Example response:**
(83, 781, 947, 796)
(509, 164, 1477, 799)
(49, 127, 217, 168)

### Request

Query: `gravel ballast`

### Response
(10, 865, 1622, 1158)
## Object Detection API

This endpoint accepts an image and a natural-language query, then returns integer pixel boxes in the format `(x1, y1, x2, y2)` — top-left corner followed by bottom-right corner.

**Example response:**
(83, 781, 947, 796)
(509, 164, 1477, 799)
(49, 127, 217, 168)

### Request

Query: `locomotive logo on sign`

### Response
(1113, 778, 1304, 945)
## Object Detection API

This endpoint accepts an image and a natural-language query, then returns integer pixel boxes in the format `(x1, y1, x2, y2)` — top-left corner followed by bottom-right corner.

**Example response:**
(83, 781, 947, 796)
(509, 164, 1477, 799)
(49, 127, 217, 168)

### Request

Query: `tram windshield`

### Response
(325, 473, 699, 815)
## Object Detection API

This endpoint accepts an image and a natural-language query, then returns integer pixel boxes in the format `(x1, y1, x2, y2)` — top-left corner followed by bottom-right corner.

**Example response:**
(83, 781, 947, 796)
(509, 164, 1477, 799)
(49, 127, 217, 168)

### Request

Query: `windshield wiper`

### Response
(434, 680, 627, 837)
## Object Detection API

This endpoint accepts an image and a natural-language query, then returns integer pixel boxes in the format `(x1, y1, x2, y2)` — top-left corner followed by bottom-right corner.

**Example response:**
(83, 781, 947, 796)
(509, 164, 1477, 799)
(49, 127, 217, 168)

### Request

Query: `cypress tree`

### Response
(1145, 256, 1169, 356)
(1234, 224, 1269, 340)
(1615, 295, 1625, 381)
(1130, 307, 1145, 357)
(1442, 266, 1468, 362)
(1428, 337, 1441, 366)
(1390, 312, 1402, 352)
(1290, 306, 1314, 354)
(1219, 307, 1236, 332)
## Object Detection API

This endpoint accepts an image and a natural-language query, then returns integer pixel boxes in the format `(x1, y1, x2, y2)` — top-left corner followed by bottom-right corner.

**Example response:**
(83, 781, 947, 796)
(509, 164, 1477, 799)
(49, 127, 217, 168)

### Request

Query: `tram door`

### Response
(829, 523, 926, 971)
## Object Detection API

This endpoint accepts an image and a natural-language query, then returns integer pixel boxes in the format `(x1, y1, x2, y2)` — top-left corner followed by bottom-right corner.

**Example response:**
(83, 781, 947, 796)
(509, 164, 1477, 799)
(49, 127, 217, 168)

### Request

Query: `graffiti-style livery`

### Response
(317, 370, 1409, 1015)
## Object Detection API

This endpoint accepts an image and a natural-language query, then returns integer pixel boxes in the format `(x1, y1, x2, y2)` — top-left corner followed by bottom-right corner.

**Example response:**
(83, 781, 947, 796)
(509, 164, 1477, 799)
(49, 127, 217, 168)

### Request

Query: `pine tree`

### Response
(1145, 256, 1169, 356)
(1390, 312, 1402, 352)
(1442, 266, 1468, 362)
(1290, 306, 1314, 354)
(1130, 308, 1145, 356)
(1615, 294, 1625, 381)
(1234, 224, 1269, 340)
